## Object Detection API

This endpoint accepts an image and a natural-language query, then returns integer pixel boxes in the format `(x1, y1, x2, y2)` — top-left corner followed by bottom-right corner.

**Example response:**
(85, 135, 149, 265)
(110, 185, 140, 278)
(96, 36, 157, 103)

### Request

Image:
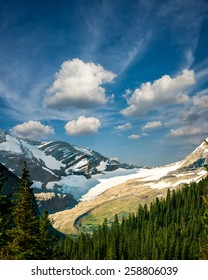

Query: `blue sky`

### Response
(0, 0, 208, 166)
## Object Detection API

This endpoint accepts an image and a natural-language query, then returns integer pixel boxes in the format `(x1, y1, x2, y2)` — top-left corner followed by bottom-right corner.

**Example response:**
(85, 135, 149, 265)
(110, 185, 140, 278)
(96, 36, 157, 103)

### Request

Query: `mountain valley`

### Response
(0, 128, 208, 234)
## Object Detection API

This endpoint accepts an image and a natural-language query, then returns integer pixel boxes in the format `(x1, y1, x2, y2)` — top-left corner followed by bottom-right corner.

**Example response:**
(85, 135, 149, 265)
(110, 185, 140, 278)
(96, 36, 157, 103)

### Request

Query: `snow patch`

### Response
(74, 145, 92, 156)
(42, 166, 58, 177)
(81, 168, 140, 201)
(22, 141, 65, 170)
(135, 163, 180, 182)
(0, 134, 22, 153)
(96, 160, 108, 172)
(38, 142, 52, 148)
(31, 181, 43, 189)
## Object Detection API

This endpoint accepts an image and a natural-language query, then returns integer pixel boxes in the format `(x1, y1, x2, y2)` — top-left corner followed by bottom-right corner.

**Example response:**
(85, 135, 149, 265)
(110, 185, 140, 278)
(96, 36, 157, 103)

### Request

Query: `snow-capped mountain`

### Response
(1, 128, 208, 223)
(0, 129, 137, 205)
(50, 138, 208, 234)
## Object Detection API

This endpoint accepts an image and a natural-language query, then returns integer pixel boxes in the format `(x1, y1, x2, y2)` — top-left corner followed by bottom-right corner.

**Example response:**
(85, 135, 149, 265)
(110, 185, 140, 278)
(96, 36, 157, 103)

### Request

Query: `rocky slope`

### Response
(0, 129, 136, 213)
(50, 138, 208, 234)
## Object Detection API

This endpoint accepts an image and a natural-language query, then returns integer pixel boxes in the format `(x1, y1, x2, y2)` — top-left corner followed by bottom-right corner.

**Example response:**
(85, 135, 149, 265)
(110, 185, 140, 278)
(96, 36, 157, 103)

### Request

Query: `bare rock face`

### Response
(35, 192, 77, 214)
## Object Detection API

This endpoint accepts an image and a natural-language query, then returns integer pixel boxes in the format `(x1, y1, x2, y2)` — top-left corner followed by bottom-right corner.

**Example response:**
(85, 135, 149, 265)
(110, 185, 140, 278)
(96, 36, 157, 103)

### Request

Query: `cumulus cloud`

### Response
(115, 123, 132, 131)
(142, 121, 162, 130)
(121, 69, 195, 117)
(45, 58, 116, 109)
(168, 126, 202, 137)
(128, 134, 140, 140)
(11, 121, 54, 140)
(65, 115, 101, 135)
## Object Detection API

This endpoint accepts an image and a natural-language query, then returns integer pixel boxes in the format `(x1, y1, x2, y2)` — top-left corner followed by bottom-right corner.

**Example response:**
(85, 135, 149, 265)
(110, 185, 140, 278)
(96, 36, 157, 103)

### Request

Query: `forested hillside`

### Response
(0, 163, 208, 260)
(0, 163, 55, 259)
(56, 176, 208, 260)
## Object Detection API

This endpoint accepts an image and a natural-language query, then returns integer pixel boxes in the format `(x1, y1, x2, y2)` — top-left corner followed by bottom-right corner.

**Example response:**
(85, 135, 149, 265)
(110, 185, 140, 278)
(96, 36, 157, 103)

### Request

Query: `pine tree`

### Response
(9, 162, 41, 259)
(39, 210, 55, 259)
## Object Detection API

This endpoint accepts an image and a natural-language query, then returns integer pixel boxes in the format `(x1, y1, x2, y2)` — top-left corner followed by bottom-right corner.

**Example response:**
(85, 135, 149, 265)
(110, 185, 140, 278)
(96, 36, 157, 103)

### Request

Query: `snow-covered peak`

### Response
(0, 130, 136, 200)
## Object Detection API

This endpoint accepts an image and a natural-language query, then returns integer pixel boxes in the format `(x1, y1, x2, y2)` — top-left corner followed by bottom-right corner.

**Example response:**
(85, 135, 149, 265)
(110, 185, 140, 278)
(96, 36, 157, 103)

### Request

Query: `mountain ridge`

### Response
(0, 129, 138, 212)
(1, 128, 208, 233)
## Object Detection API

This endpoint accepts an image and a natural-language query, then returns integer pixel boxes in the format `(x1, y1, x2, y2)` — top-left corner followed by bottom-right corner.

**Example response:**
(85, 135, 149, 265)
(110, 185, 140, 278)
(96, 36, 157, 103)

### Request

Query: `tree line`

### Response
(0, 163, 208, 259)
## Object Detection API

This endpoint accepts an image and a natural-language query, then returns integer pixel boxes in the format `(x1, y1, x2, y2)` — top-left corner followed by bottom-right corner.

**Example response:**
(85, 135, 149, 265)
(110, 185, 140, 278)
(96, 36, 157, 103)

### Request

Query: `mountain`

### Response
(0, 129, 137, 212)
(1, 128, 207, 233)
(50, 138, 208, 234)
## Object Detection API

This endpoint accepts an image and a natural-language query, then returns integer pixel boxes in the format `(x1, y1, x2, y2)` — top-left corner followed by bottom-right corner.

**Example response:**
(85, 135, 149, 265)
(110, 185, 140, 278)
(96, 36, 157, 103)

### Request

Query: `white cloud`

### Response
(115, 123, 132, 131)
(193, 90, 208, 109)
(11, 121, 54, 140)
(168, 126, 202, 137)
(128, 134, 140, 140)
(142, 121, 162, 130)
(65, 116, 101, 135)
(121, 69, 195, 117)
(45, 58, 116, 109)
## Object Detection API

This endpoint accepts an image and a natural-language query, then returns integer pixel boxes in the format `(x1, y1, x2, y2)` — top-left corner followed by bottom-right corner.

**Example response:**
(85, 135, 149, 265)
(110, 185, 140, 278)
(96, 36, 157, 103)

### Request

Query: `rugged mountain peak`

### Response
(179, 138, 208, 170)
(0, 129, 137, 204)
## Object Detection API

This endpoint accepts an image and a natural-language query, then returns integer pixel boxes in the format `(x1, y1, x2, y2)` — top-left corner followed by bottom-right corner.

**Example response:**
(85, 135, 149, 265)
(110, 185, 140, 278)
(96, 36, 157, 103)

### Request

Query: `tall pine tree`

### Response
(9, 162, 41, 259)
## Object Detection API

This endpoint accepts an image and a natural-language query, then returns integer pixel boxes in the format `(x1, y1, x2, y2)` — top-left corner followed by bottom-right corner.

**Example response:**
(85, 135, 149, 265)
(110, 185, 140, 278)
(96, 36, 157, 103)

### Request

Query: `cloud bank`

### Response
(45, 58, 116, 109)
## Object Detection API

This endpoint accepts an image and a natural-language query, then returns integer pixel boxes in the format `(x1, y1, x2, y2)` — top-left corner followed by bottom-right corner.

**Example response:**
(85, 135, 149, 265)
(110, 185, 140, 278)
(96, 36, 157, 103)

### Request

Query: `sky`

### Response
(0, 0, 208, 166)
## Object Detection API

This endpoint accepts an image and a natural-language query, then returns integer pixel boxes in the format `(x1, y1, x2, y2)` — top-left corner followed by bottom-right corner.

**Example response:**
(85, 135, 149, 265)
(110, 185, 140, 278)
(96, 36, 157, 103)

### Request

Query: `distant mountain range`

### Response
(1, 128, 208, 233)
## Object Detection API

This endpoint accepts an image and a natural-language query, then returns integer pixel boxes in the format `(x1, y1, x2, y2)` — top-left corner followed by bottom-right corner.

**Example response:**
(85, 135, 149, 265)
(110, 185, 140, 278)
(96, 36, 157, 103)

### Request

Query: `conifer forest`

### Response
(0, 163, 208, 260)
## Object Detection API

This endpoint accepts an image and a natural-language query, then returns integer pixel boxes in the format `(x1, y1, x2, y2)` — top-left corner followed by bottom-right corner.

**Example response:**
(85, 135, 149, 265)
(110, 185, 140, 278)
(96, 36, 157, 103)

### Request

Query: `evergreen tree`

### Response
(9, 162, 41, 259)
(39, 210, 55, 259)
